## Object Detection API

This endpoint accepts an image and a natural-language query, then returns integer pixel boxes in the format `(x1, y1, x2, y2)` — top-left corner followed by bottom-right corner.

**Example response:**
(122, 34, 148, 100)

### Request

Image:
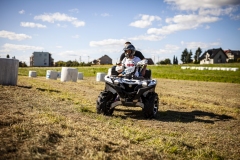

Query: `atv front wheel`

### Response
(96, 91, 114, 115)
(142, 93, 159, 118)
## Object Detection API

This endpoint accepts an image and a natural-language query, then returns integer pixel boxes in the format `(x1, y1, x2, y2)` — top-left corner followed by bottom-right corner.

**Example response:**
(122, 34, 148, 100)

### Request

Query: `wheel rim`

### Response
(153, 96, 158, 115)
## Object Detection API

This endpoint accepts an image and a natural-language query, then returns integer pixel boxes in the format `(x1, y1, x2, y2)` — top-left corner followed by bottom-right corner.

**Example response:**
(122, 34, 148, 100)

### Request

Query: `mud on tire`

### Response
(96, 91, 114, 115)
(142, 93, 159, 119)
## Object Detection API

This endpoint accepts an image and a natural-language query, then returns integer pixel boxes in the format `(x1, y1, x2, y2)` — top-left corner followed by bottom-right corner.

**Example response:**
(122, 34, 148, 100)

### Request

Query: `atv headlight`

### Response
(114, 79, 120, 85)
(142, 81, 148, 87)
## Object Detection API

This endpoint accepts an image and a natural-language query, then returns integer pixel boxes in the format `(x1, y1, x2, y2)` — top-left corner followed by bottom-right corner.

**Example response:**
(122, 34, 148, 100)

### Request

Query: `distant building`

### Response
(224, 49, 240, 62)
(146, 58, 154, 65)
(93, 55, 112, 65)
(199, 48, 228, 64)
(30, 52, 54, 67)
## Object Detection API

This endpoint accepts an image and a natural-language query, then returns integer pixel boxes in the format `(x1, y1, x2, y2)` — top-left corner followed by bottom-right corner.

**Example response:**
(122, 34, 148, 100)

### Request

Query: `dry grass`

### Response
(0, 76, 239, 159)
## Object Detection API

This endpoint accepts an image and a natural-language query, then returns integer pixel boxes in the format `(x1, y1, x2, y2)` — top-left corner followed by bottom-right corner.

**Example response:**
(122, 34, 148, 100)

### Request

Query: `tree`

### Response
(6, 54, 10, 58)
(186, 50, 193, 63)
(159, 60, 166, 65)
(164, 58, 171, 64)
(66, 60, 73, 67)
(181, 48, 188, 64)
(55, 61, 66, 67)
(237, 58, 240, 63)
(72, 60, 79, 66)
(19, 61, 28, 67)
(173, 55, 178, 65)
(194, 47, 202, 63)
(157, 58, 171, 65)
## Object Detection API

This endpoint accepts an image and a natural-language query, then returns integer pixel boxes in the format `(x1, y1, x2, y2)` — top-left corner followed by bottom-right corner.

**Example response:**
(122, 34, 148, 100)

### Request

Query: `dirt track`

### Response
(0, 76, 239, 159)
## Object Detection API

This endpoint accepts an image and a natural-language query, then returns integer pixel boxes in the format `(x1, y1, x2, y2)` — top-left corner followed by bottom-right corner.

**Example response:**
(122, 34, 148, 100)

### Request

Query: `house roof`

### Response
(199, 48, 227, 60)
(98, 55, 112, 60)
(146, 58, 154, 65)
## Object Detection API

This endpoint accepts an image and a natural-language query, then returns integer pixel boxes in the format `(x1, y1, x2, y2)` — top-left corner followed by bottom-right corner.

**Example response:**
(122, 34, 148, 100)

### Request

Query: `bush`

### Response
(237, 58, 240, 63)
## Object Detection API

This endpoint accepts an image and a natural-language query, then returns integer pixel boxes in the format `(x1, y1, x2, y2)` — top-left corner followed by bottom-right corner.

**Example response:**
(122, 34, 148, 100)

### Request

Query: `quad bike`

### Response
(96, 60, 159, 119)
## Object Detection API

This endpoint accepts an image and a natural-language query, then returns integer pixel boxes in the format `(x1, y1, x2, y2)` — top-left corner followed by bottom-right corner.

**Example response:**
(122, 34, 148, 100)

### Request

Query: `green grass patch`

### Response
(18, 63, 240, 83)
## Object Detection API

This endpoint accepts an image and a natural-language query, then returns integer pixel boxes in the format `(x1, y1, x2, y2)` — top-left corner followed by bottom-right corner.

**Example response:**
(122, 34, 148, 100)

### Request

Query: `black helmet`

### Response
(124, 44, 136, 58)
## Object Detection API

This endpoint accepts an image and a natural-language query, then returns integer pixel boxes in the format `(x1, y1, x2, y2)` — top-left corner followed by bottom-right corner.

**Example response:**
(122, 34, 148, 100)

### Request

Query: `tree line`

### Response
(54, 60, 92, 67)
(181, 47, 202, 64)
(156, 47, 202, 65)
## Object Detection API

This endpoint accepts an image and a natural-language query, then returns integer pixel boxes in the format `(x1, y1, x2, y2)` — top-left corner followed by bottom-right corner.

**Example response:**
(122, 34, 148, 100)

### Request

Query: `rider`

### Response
(118, 44, 147, 77)
(119, 41, 145, 62)
(112, 41, 145, 75)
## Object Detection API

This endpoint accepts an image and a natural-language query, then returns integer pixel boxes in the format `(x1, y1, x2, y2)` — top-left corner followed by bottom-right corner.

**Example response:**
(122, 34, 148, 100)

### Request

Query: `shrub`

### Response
(237, 58, 240, 63)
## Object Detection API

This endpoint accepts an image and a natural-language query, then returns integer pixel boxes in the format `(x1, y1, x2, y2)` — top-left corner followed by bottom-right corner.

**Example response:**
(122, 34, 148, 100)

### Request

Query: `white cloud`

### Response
(165, 44, 180, 51)
(205, 25, 210, 29)
(143, 44, 180, 55)
(97, 48, 122, 54)
(0, 30, 32, 41)
(129, 34, 165, 41)
(34, 12, 76, 22)
(72, 35, 79, 39)
(59, 50, 78, 57)
(129, 14, 161, 28)
(89, 39, 126, 47)
(231, 14, 240, 20)
(20, 22, 47, 28)
(71, 20, 85, 27)
(198, 7, 237, 16)
(56, 46, 62, 48)
(165, 14, 220, 24)
(19, 10, 25, 14)
(69, 8, 79, 13)
(147, 14, 220, 35)
(164, 0, 240, 11)
(181, 41, 221, 49)
(34, 12, 85, 27)
(57, 23, 68, 28)
(0, 43, 44, 52)
(101, 13, 110, 17)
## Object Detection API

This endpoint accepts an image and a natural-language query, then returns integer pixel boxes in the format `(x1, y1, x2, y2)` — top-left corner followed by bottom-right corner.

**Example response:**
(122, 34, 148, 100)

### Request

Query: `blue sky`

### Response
(0, 0, 240, 65)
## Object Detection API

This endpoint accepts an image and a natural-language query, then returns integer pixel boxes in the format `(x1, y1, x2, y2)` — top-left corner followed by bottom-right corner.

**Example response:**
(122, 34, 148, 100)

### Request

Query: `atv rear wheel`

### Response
(96, 91, 114, 115)
(142, 93, 159, 119)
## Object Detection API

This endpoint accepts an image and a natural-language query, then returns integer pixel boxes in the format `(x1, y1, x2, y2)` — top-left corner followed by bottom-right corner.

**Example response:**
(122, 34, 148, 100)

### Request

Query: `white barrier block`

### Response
(46, 70, 58, 80)
(78, 72, 83, 80)
(61, 67, 78, 82)
(29, 71, 37, 77)
(231, 68, 239, 72)
(96, 72, 106, 82)
(0, 58, 19, 85)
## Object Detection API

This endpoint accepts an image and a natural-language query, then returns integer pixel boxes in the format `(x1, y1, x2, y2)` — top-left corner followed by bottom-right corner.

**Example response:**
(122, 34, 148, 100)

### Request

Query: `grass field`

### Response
(18, 63, 240, 83)
(0, 64, 240, 159)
